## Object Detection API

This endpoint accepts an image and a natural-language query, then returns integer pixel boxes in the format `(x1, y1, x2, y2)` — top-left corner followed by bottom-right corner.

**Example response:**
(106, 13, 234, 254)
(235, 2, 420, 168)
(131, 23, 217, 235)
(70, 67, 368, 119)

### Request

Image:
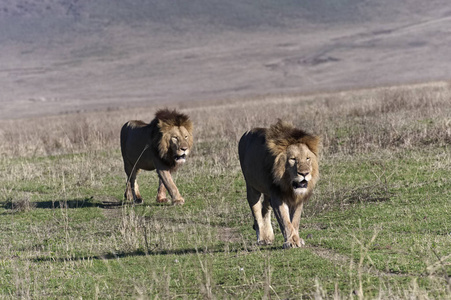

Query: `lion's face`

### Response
(166, 126, 192, 164)
(284, 143, 317, 195)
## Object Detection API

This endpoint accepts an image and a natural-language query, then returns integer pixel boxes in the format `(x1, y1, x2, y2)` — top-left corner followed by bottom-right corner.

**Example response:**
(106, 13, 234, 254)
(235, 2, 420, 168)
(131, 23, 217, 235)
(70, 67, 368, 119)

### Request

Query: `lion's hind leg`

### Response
(261, 195, 275, 244)
(124, 165, 143, 204)
(133, 179, 143, 204)
(125, 181, 133, 202)
(124, 164, 134, 202)
(247, 185, 274, 245)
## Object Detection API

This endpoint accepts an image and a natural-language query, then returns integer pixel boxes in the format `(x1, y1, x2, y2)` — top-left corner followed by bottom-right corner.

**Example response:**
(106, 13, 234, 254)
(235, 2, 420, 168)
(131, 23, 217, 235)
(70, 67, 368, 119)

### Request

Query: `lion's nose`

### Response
(181, 146, 188, 152)
(298, 172, 309, 178)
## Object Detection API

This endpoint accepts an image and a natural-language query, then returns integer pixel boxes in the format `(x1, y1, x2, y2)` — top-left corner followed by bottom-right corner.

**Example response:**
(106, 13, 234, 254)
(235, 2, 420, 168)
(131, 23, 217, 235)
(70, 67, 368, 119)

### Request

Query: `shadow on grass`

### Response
(1, 196, 124, 211)
(1, 196, 182, 212)
(31, 244, 278, 263)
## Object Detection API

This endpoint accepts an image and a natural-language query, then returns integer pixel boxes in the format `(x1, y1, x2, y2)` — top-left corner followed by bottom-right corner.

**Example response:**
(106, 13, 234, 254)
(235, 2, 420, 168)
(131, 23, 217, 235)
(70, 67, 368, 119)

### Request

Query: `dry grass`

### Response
(1, 81, 450, 298)
(1, 82, 449, 159)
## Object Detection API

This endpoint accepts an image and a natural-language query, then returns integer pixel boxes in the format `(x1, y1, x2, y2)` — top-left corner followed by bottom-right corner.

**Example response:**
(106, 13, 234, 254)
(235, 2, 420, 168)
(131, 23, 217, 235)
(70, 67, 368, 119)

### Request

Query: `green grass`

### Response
(1, 144, 450, 299)
(1, 83, 450, 298)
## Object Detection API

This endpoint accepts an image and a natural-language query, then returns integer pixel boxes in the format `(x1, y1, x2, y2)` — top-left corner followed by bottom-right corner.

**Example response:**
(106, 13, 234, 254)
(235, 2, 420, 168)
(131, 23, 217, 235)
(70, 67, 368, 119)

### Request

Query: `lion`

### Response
(238, 120, 320, 248)
(120, 109, 193, 205)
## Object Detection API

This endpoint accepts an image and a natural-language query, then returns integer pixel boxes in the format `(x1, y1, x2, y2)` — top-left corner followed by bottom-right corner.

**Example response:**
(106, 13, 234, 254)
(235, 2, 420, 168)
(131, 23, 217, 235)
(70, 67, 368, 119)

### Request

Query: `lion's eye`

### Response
(184, 135, 188, 140)
(172, 136, 178, 142)
(289, 158, 296, 162)
(306, 157, 310, 161)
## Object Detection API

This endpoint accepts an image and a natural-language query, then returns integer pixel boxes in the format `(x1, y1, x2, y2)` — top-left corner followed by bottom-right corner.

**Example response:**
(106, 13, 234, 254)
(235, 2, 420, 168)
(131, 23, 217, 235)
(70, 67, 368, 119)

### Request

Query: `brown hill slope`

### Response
(1, 0, 451, 119)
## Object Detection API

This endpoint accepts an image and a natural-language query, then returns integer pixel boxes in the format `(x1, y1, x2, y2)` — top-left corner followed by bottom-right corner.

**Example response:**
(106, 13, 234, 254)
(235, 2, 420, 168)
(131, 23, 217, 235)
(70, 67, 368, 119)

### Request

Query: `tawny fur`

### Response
(120, 109, 193, 205)
(266, 120, 320, 158)
(239, 120, 320, 248)
(266, 120, 320, 201)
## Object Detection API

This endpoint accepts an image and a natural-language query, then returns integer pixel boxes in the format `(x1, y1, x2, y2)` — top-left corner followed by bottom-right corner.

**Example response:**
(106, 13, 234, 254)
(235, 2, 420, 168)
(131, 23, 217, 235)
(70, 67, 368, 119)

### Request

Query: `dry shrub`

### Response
(0, 82, 450, 159)
(0, 112, 121, 157)
(316, 83, 451, 154)
(5, 197, 37, 212)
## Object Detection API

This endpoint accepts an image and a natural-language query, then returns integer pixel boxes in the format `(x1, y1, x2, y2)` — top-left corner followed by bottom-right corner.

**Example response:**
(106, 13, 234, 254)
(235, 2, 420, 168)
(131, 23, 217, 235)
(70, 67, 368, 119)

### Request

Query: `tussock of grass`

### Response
(4, 197, 36, 212)
(0, 82, 450, 298)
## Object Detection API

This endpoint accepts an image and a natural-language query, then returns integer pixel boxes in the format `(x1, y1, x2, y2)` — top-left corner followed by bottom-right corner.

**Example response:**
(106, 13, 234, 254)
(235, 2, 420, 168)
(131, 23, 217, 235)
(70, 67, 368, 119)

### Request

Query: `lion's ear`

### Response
(158, 119, 170, 132)
(272, 152, 287, 183)
(183, 119, 193, 134)
(302, 135, 321, 157)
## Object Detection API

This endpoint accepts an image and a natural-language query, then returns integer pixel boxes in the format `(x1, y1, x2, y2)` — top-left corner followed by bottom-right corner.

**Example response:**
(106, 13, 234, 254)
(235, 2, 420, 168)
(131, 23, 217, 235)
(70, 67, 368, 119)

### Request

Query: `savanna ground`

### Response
(1, 82, 450, 299)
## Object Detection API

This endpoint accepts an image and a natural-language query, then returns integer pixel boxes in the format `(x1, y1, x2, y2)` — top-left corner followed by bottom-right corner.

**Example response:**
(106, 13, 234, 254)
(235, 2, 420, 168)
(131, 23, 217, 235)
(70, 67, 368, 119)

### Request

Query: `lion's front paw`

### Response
(258, 239, 273, 246)
(172, 197, 185, 205)
(258, 229, 275, 245)
(134, 197, 143, 204)
(283, 235, 305, 249)
(282, 242, 293, 249)
(156, 197, 169, 203)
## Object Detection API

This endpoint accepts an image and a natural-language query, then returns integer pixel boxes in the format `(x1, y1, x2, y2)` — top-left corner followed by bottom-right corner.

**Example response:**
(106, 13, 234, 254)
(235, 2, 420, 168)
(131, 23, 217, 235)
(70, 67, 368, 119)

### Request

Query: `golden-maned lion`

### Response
(120, 109, 193, 205)
(238, 120, 320, 248)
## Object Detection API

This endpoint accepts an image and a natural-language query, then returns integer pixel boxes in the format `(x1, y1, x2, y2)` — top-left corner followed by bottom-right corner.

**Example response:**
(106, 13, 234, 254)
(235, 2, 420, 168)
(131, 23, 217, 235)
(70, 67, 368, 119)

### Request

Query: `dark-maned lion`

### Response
(238, 120, 320, 248)
(120, 109, 193, 205)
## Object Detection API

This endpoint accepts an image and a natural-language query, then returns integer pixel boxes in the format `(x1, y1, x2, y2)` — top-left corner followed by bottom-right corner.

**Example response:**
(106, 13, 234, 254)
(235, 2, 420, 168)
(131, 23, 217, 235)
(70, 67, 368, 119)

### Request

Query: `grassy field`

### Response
(1, 82, 450, 299)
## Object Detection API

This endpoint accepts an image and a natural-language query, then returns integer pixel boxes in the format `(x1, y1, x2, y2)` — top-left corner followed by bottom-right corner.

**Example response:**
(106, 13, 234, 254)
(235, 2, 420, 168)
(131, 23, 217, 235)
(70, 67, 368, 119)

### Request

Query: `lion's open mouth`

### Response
(292, 180, 308, 189)
(175, 154, 186, 161)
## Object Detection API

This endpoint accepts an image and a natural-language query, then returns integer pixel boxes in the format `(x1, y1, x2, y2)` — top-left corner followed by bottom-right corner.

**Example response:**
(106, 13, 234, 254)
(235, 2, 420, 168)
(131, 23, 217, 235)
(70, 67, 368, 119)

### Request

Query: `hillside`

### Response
(1, 0, 451, 119)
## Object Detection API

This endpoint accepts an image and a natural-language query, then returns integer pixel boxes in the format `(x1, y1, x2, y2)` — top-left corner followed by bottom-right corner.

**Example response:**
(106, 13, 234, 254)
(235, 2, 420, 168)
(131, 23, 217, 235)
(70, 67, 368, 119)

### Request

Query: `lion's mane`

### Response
(149, 109, 193, 167)
(266, 120, 321, 198)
